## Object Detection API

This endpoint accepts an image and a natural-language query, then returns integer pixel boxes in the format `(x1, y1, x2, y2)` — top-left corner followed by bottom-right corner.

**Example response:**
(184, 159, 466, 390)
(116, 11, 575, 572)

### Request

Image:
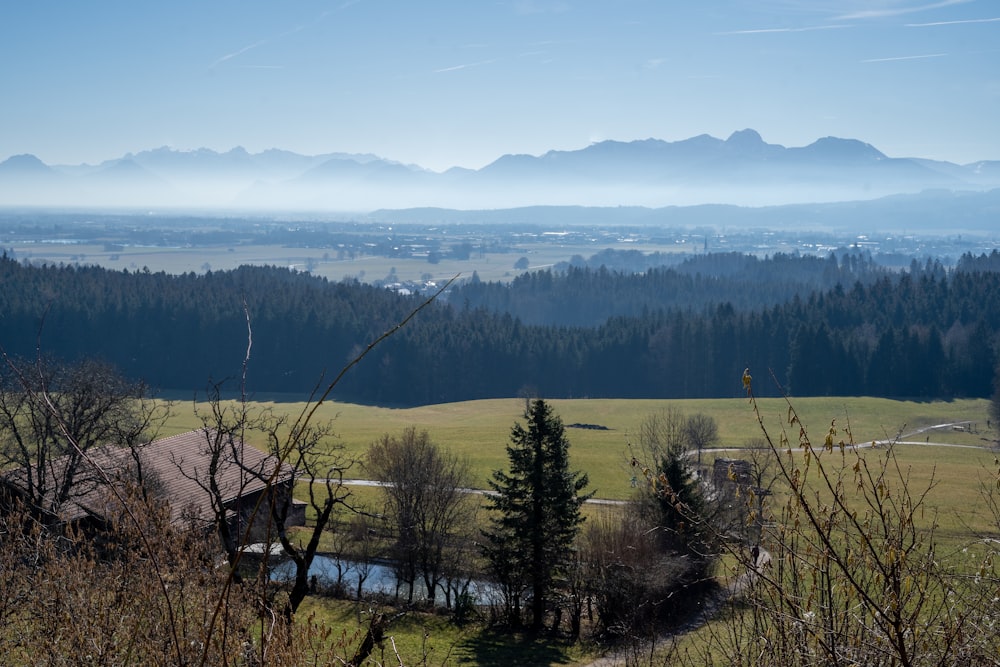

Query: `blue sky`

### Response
(2, 0, 997, 171)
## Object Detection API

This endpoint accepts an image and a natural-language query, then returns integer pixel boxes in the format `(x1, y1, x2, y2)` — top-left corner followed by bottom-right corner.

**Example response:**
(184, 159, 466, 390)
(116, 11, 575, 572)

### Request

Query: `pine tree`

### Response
(481, 399, 592, 632)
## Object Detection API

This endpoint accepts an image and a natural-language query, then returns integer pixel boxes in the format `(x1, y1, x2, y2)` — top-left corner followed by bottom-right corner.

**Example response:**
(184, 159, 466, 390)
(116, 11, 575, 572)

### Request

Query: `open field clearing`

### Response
(161, 396, 994, 502)
(6, 237, 691, 285)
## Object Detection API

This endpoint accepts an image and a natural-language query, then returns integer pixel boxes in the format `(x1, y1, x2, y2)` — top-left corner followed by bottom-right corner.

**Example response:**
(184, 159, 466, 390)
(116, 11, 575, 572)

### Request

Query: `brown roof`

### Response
(2, 429, 295, 527)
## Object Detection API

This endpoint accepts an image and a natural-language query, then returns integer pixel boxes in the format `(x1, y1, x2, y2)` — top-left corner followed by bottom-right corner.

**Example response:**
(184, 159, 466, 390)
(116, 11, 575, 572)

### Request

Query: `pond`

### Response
(270, 554, 497, 604)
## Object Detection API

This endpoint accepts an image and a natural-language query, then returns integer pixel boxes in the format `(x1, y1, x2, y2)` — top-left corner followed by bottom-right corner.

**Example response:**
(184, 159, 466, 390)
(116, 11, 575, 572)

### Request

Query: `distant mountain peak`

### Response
(0, 153, 51, 172)
(803, 136, 886, 161)
(723, 128, 777, 158)
(726, 128, 764, 145)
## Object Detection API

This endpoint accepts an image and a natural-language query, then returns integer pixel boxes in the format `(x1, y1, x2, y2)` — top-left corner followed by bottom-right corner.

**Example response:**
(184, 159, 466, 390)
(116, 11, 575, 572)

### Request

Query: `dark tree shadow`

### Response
(456, 630, 578, 667)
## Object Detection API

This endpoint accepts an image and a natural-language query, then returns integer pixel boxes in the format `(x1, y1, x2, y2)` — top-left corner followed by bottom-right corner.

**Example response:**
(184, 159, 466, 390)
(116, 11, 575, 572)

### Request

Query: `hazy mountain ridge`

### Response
(1, 130, 998, 212)
(365, 188, 1000, 234)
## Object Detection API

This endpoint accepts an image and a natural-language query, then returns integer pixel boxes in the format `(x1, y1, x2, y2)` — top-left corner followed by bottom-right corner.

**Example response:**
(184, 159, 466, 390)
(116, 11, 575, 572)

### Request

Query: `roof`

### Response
(2, 428, 296, 527)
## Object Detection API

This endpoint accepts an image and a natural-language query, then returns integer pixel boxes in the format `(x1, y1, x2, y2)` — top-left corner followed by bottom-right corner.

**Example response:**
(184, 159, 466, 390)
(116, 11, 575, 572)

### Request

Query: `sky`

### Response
(1, 0, 998, 171)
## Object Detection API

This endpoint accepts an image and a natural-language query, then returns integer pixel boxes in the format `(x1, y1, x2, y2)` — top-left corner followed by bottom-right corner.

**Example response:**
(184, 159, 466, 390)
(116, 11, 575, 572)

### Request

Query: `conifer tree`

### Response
(481, 399, 592, 631)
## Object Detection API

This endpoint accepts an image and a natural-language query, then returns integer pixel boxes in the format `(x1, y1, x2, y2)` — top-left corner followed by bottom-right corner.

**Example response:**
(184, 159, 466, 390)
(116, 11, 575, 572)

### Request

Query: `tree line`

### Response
(458, 249, 888, 326)
(1, 251, 998, 404)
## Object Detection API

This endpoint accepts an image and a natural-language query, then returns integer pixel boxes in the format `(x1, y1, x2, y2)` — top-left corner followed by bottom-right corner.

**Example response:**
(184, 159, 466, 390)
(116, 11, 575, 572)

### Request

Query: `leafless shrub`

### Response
(581, 509, 698, 644)
(686, 370, 1000, 667)
(365, 426, 477, 608)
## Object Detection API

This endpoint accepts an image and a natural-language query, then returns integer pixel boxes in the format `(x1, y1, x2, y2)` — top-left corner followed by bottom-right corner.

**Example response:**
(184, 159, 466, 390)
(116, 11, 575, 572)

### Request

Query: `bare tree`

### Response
(0, 356, 168, 523)
(319, 506, 355, 597)
(180, 380, 262, 571)
(682, 412, 718, 468)
(181, 376, 359, 622)
(632, 407, 687, 459)
(189, 277, 457, 662)
(346, 511, 379, 603)
(366, 426, 476, 606)
(260, 413, 355, 619)
(438, 512, 479, 611)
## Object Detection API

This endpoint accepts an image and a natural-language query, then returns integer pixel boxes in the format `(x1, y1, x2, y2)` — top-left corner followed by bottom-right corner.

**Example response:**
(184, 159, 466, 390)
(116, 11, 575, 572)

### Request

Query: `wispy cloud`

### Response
(862, 52, 948, 62)
(209, 6, 348, 70)
(836, 0, 970, 21)
(716, 24, 851, 35)
(434, 59, 498, 74)
(907, 16, 1000, 26)
(210, 25, 305, 68)
(211, 39, 269, 68)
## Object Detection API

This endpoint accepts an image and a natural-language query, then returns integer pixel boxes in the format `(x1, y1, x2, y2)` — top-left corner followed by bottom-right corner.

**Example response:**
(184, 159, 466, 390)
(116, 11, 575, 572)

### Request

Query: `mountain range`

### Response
(2, 129, 999, 212)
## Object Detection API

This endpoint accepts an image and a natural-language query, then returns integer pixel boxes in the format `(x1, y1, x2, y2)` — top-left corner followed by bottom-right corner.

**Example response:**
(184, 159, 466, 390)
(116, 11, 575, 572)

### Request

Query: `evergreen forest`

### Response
(1, 249, 999, 405)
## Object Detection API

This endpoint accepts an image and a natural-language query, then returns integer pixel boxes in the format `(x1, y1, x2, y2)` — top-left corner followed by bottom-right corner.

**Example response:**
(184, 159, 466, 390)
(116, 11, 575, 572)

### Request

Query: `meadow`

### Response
(161, 395, 995, 504)
(6, 236, 690, 286)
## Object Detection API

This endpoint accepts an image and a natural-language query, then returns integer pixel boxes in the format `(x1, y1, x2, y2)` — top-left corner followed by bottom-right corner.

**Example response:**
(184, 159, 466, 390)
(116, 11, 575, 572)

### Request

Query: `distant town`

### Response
(2, 205, 997, 292)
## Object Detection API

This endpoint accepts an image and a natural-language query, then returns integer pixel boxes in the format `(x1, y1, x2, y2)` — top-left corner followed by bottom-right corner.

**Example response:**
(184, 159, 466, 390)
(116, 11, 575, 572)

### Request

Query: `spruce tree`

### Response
(481, 399, 592, 631)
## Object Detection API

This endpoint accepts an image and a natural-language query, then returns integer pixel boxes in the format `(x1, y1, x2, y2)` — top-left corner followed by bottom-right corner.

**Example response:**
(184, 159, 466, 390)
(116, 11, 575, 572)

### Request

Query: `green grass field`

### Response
(161, 395, 995, 504)
(179, 394, 1000, 567)
(7, 238, 690, 286)
(294, 596, 592, 667)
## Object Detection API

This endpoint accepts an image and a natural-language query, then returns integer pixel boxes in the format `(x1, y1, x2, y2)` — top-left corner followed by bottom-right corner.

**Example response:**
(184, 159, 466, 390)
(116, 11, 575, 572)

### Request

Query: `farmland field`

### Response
(5, 235, 692, 286)
(162, 395, 997, 514)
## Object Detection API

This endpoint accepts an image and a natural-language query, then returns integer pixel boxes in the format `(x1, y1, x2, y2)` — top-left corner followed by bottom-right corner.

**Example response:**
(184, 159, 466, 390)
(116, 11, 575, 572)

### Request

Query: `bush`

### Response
(687, 372, 1000, 666)
(581, 510, 716, 645)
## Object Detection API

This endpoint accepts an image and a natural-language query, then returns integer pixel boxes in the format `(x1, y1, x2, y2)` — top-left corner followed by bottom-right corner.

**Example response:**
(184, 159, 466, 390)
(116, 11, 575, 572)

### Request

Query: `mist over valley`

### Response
(3, 130, 999, 214)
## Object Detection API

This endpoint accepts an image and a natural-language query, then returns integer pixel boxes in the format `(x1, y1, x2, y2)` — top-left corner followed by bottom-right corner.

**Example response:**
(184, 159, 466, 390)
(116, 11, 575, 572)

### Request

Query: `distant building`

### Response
(713, 458, 752, 491)
(712, 457, 767, 543)
(0, 429, 304, 544)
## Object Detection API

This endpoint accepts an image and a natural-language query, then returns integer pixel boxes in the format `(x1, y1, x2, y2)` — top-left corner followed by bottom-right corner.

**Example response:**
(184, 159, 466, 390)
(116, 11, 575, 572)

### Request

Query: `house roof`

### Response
(2, 428, 296, 527)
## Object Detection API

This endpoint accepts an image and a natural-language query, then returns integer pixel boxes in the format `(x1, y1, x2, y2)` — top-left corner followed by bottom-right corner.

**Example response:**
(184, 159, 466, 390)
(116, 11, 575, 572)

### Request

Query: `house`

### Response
(0, 428, 305, 544)
(712, 457, 752, 491)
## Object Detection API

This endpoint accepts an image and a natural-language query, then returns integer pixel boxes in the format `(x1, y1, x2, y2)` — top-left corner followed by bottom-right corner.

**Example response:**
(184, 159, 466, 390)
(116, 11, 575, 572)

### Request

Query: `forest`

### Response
(1, 249, 999, 405)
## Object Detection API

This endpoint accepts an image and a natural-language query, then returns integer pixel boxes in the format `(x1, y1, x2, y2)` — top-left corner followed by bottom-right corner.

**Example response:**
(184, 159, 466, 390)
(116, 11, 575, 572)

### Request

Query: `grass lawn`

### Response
(159, 395, 995, 503)
(295, 596, 596, 667)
